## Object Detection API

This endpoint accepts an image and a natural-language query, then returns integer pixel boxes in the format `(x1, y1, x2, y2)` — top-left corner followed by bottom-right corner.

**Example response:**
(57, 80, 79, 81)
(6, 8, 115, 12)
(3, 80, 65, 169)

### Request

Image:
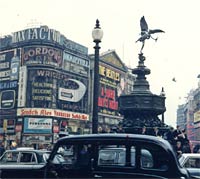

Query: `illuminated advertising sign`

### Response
(0, 49, 21, 81)
(63, 52, 89, 68)
(1, 26, 88, 56)
(26, 68, 89, 113)
(12, 26, 61, 44)
(62, 51, 89, 76)
(194, 110, 200, 123)
(18, 66, 27, 107)
(58, 79, 86, 102)
(18, 108, 89, 121)
(98, 65, 121, 116)
(24, 117, 52, 134)
(0, 81, 18, 90)
(0, 90, 15, 109)
(0, 119, 15, 134)
(22, 46, 62, 68)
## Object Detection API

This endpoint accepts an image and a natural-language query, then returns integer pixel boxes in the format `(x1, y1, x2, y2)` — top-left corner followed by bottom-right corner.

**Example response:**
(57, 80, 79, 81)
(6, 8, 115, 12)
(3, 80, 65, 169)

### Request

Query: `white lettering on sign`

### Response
(12, 27, 61, 44)
(0, 70, 10, 77)
(0, 54, 6, 61)
(0, 62, 9, 69)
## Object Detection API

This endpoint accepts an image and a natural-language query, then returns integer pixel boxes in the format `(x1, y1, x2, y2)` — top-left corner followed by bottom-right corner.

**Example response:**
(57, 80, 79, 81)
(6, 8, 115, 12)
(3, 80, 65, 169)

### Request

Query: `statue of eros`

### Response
(136, 16, 165, 54)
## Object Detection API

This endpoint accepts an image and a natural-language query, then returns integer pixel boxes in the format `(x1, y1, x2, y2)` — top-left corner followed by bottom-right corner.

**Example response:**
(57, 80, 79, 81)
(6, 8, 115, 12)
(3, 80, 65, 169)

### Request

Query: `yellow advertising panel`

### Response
(194, 110, 200, 123)
(3, 120, 7, 132)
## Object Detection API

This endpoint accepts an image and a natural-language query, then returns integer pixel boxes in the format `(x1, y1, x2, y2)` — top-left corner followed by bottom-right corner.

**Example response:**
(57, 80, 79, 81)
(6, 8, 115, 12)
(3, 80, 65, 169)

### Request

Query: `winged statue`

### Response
(136, 16, 165, 53)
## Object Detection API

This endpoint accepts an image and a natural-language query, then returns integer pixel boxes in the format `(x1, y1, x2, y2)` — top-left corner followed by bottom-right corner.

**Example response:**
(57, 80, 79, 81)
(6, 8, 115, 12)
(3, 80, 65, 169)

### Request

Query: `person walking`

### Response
(0, 141, 5, 157)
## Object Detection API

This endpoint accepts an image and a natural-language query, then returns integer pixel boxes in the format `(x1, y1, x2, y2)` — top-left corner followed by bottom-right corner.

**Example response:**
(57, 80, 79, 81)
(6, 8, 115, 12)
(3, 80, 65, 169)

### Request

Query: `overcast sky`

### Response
(1, 0, 200, 127)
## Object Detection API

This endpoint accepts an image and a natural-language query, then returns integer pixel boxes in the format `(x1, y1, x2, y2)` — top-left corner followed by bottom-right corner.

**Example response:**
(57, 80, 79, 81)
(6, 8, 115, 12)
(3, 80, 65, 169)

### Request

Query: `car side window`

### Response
(20, 152, 36, 163)
(52, 143, 93, 168)
(98, 145, 126, 166)
(140, 146, 169, 171)
(140, 149, 154, 168)
(1, 151, 19, 163)
(52, 144, 77, 165)
(184, 158, 200, 168)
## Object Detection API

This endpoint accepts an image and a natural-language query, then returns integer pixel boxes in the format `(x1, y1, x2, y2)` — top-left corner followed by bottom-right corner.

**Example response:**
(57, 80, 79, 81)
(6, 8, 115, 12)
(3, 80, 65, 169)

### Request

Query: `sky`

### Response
(0, 0, 200, 128)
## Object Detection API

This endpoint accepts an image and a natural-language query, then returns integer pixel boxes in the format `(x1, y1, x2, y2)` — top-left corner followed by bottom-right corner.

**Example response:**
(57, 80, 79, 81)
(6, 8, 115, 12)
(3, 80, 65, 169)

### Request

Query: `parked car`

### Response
(44, 133, 191, 178)
(179, 153, 200, 178)
(0, 149, 50, 178)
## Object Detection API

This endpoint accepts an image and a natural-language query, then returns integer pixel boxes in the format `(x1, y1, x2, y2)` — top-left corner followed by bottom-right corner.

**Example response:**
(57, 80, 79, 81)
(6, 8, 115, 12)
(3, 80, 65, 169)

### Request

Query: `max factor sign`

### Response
(12, 26, 61, 44)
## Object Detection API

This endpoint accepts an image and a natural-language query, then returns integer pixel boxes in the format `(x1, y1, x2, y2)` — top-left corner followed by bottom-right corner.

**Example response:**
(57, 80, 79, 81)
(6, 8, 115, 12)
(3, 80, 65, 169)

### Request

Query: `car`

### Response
(44, 133, 191, 179)
(0, 149, 51, 178)
(179, 153, 200, 178)
(98, 147, 154, 168)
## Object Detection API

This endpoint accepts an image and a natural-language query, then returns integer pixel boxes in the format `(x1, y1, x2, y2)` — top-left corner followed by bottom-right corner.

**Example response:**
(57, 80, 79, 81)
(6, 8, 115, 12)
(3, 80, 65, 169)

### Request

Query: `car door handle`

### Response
(94, 174, 102, 178)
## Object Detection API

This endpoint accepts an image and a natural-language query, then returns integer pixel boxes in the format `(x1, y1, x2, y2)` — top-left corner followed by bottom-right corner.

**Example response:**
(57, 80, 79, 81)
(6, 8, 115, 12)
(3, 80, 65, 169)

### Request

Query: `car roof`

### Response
(180, 153, 200, 157)
(56, 133, 172, 148)
(4, 149, 50, 153)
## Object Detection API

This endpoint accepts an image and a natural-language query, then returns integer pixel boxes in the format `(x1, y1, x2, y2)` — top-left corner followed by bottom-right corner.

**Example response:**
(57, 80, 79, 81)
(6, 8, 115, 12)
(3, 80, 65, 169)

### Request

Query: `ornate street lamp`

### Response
(92, 19, 103, 134)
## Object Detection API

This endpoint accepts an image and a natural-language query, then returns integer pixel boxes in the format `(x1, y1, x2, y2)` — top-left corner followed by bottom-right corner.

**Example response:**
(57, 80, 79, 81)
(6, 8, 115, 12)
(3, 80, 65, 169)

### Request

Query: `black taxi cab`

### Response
(44, 133, 190, 179)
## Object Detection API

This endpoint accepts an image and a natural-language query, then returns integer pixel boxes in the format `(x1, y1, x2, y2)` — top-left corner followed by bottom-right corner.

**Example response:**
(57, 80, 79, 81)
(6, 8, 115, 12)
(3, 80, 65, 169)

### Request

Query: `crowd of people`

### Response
(0, 125, 199, 158)
(98, 125, 200, 158)
(139, 125, 200, 158)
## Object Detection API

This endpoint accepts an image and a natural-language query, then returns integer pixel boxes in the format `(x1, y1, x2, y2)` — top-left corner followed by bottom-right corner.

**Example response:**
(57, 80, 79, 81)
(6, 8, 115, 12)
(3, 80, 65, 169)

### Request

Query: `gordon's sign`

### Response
(17, 108, 89, 121)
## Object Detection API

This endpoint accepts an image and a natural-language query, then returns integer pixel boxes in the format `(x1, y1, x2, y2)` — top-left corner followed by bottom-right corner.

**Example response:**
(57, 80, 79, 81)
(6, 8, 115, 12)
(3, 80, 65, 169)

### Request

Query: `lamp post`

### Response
(92, 19, 103, 134)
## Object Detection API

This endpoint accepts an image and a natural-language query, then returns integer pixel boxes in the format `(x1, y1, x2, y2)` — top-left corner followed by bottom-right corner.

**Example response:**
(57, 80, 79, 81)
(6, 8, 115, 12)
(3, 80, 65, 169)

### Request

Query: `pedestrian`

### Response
(164, 127, 175, 146)
(175, 141, 183, 158)
(173, 125, 182, 142)
(151, 127, 162, 137)
(193, 144, 200, 153)
(117, 126, 125, 133)
(141, 126, 147, 135)
(0, 141, 5, 157)
(10, 141, 17, 150)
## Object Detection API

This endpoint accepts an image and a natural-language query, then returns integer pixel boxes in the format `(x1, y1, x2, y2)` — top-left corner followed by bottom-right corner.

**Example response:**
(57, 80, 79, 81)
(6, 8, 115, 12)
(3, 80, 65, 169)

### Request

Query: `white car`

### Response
(179, 153, 200, 178)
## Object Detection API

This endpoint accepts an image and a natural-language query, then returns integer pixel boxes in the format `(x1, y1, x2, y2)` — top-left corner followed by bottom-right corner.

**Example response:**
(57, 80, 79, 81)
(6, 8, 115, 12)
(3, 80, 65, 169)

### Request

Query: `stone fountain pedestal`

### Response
(119, 53, 168, 135)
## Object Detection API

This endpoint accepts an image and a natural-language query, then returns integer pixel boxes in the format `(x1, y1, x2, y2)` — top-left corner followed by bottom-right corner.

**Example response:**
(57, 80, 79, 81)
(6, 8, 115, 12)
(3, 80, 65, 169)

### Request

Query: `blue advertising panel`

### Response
(0, 49, 21, 81)
(23, 117, 52, 134)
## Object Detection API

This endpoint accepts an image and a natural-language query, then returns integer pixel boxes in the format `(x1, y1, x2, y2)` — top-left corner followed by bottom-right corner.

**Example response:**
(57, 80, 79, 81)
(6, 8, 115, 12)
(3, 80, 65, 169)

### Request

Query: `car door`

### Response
(0, 151, 21, 178)
(45, 142, 94, 178)
(92, 140, 172, 179)
(17, 151, 38, 178)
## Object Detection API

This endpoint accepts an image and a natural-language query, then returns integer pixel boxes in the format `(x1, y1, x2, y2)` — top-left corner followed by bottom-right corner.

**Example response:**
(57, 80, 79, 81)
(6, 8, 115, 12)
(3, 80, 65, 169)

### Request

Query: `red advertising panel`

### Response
(98, 65, 121, 116)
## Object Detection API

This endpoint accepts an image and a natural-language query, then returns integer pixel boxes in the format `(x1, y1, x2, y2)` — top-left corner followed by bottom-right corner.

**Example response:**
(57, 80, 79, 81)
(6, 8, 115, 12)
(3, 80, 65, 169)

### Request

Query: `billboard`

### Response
(194, 110, 200, 123)
(17, 108, 89, 121)
(62, 51, 89, 76)
(22, 46, 62, 68)
(98, 65, 121, 116)
(26, 68, 89, 113)
(18, 66, 27, 107)
(0, 49, 21, 81)
(0, 90, 15, 109)
(0, 119, 15, 134)
(23, 117, 52, 134)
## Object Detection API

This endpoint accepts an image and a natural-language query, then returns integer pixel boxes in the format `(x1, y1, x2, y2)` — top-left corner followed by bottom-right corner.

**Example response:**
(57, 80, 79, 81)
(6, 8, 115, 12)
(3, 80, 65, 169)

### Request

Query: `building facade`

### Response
(0, 26, 90, 148)
(0, 26, 136, 148)
(90, 50, 128, 131)
(177, 84, 200, 146)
